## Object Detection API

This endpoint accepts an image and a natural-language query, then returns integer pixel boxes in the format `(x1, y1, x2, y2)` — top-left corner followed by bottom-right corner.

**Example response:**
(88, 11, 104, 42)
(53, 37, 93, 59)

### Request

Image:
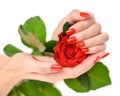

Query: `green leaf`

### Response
(8, 86, 24, 96)
(32, 48, 42, 55)
(18, 80, 42, 96)
(87, 62, 112, 90)
(40, 86, 61, 96)
(63, 22, 71, 36)
(64, 62, 111, 92)
(77, 73, 91, 91)
(23, 16, 46, 43)
(64, 73, 90, 92)
(18, 80, 61, 96)
(44, 40, 57, 53)
(3, 44, 22, 57)
(18, 25, 46, 53)
(33, 80, 61, 96)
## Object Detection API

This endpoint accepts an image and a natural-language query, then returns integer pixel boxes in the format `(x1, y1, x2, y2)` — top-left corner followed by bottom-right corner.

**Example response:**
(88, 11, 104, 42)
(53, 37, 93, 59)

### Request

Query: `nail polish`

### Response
(93, 53, 110, 64)
(81, 48, 89, 52)
(76, 42, 85, 48)
(67, 37, 77, 44)
(101, 53, 110, 59)
(51, 64, 62, 72)
(93, 56, 101, 64)
(80, 12, 90, 18)
(66, 28, 76, 36)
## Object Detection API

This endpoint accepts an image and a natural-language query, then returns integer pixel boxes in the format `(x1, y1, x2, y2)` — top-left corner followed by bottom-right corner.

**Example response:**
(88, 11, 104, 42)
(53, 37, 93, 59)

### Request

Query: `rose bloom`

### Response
(54, 33, 87, 67)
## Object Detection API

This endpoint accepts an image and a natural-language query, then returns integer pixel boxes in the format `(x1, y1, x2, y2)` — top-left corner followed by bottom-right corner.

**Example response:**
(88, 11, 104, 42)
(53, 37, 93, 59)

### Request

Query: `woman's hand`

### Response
(0, 53, 62, 96)
(26, 51, 109, 83)
(0, 10, 109, 96)
(8, 53, 62, 75)
(52, 9, 109, 54)
(26, 10, 109, 83)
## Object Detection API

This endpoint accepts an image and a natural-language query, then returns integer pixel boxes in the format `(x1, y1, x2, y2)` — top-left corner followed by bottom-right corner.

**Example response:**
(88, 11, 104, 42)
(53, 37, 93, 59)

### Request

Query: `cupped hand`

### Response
(52, 9, 109, 54)
(25, 51, 109, 83)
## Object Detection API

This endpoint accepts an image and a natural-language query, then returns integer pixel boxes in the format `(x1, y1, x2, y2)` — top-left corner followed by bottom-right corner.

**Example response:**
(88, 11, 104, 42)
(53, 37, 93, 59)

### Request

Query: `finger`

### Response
(23, 72, 53, 83)
(24, 51, 110, 82)
(52, 10, 91, 40)
(66, 14, 95, 34)
(65, 51, 110, 78)
(85, 44, 106, 54)
(24, 72, 61, 83)
(83, 32, 109, 48)
(30, 57, 62, 74)
(70, 22, 101, 42)
(33, 55, 55, 62)
(64, 10, 90, 24)
(46, 51, 109, 80)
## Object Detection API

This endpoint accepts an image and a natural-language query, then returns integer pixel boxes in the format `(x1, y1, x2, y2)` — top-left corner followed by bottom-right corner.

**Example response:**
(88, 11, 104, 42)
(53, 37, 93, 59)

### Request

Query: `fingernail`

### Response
(80, 12, 90, 18)
(81, 48, 89, 52)
(51, 64, 62, 72)
(67, 37, 77, 44)
(93, 53, 110, 64)
(101, 53, 110, 59)
(93, 56, 101, 64)
(66, 28, 76, 36)
(76, 42, 85, 48)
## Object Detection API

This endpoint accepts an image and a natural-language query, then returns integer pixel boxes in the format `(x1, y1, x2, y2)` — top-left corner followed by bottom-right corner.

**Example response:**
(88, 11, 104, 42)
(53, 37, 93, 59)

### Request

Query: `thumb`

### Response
(71, 51, 109, 77)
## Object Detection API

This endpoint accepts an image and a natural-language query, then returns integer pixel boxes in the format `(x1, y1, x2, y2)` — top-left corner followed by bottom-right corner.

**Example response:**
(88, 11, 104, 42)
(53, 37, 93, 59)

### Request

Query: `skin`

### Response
(0, 10, 109, 96)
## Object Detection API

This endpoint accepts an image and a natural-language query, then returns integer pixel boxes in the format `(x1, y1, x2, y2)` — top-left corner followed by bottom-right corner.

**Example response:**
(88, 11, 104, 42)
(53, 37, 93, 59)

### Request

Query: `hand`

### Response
(26, 51, 109, 83)
(52, 9, 109, 54)
(3, 53, 62, 76)
(0, 53, 62, 96)
(25, 8, 110, 82)
(0, 10, 109, 96)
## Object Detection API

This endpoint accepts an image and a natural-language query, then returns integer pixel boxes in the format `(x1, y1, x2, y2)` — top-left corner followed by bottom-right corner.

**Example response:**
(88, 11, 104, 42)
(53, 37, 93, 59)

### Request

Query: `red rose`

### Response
(54, 33, 86, 67)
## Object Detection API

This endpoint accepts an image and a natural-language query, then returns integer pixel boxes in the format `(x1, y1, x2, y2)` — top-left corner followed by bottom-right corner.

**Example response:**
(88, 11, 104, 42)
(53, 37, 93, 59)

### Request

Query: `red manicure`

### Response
(67, 37, 77, 44)
(51, 64, 62, 72)
(66, 28, 76, 36)
(80, 12, 90, 18)
(81, 48, 89, 52)
(93, 56, 101, 64)
(93, 53, 110, 64)
(101, 53, 110, 59)
(76, 42, 85, 48)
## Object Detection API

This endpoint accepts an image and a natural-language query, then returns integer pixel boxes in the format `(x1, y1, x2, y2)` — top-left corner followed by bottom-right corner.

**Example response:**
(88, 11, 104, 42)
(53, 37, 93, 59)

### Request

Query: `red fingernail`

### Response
(81, 48, 89, 52)
(66, 28, 76, 36)
(51, 64, 62, 72)
(101, 53, 110, 59)
(93, 56, 101, 64)
(80, 12, 90, 18)
(67, 37, 77, 44)
(76, 42, 85, 48)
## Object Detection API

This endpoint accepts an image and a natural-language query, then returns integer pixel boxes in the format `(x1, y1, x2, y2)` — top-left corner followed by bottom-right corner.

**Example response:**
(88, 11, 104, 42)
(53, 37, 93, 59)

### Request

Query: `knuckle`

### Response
(103, 32, 109, 41)
(103, 44, 107, 50)
(69, 9, 80, 17)
(71, 9, 79, 14)
(92, 44, 107, 53)
(93, 46, 99, 52)
(77, 33, 86, 41)
(86, 40, 95, 47)
(95, 22, 101, 31)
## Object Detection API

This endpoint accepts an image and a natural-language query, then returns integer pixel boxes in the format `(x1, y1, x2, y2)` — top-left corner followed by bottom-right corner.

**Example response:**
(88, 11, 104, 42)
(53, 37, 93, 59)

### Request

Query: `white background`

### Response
(0, 0, 119, 96)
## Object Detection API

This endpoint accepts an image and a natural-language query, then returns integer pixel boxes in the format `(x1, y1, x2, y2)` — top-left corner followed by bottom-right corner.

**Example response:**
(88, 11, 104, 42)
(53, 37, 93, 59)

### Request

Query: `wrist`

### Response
(0, 69, 22, 96)
(0, 61, 22, 96)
